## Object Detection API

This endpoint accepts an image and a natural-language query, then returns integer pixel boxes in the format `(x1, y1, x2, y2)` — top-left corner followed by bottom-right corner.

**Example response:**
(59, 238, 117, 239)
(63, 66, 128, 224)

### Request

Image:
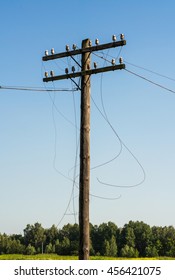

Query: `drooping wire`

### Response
(91, 48, 123, 171)
(50, 82, 57, 173)
(44, 58, 122, 222)
(91, 96, 146, 188)
(56, 184, 77, 228)
(41, 61, 80, 130)
(69, 75, 80, 224)
(45, 86, 79, 130)
(90, 193, 121, 200)
(43, 80, 79, 184)
(47, 56, 80, 225)
(44, 79, 78, 227)
(99, 59, 146, 188)
(45, 46, 126, 226)
(68, 170, 122, 201)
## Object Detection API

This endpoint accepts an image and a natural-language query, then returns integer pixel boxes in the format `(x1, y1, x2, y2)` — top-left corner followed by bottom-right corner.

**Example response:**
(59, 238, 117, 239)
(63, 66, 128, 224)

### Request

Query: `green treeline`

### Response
(0, 221, 175, 257)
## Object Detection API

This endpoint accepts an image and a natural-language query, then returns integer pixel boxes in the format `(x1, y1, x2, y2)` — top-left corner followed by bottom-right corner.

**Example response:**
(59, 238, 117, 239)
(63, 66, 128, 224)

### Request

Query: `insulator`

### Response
(94, 62, 97, 69)
(51, 48, 55, 55)
(120, 33, 124, 40)
(45, 50, 49, 56)
(95, 38, 99, 45)
(65, 68, 69, 74)
(72, 66, 75, 72)
(72, 44, 76, 50)
(45, 71, 48, 78)
(50, 70, 54, 77)
(111, 59, 115, 65)
(88, 40, 92, 47)
(66, 45, 69, 51)
(119, 57, 123, 64)
(112, 35, 117, 41)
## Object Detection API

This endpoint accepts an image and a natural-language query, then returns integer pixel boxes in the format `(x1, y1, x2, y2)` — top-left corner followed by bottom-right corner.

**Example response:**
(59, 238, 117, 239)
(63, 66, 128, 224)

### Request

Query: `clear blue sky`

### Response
(1, 0, 175, 234)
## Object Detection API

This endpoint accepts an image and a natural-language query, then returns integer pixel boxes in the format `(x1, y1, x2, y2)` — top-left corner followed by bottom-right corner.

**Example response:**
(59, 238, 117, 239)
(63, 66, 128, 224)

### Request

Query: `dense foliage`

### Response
(0, 221, 175, 257)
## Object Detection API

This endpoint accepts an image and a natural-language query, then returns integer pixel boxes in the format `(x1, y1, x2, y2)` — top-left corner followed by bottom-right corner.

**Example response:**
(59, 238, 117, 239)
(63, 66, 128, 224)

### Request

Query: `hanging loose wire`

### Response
(90, 49, 123, 171)
(45, 80, 79, 227)
(69, 73, 80, 224)
(47, 45, 168, 226)
(44, 55, 123, 229)
(91, 46, 146, 188)
(91, 96, 146, 189)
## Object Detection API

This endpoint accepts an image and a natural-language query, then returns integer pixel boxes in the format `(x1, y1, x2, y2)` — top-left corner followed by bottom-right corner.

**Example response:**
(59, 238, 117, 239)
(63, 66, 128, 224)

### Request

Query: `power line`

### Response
(90, 51, 175, 94)
(0, 85, 78, 92)
(90, 193, 121, 200)
(91, 94, 146, 189)
(124, 69, 175, 94)
(124, 60, 175, 82)
(90, 49, 123, 171)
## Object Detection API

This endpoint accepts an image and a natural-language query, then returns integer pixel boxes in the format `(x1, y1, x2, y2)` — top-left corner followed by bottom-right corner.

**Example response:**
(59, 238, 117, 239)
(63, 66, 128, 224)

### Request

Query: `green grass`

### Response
(0, 254, 174, 260)
(0, 254, 77, 260)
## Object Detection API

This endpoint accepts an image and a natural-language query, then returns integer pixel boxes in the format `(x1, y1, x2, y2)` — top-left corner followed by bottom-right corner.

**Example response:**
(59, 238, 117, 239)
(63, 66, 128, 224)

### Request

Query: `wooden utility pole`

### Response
(42, 35, 126, 260)
(79, 39, 91, 259)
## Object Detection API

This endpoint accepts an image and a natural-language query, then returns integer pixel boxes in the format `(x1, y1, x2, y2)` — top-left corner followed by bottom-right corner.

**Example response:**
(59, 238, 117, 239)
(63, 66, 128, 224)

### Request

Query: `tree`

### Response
(120, 245, 139, 258)
(57, 223, 79, 255)
(45, 225, 59, 244)
(145, 245, 158, 257)
(0, 234, 8, 254)
(45, 243, 54, 254)
(24, 223, 46, 252)
(91, 222, 118, 256)
(56, 237, 70, 255)
(109, 235, 117, 257)
(90, 224, 100, 255)
(25, 244, 36, 255)
(127, 221, 152, 257)
(161, 226, 175, 257)
(103, 240, 110, 256)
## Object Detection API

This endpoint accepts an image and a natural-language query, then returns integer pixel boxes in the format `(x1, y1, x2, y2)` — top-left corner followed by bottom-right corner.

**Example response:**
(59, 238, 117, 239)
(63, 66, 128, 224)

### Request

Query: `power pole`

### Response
(79, 39, 91, 259)
(42, 35, 126, 260)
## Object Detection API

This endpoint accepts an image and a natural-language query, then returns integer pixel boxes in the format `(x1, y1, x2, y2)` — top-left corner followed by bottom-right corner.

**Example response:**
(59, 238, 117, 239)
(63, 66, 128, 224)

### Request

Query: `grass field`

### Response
(0, 254, 174, 260)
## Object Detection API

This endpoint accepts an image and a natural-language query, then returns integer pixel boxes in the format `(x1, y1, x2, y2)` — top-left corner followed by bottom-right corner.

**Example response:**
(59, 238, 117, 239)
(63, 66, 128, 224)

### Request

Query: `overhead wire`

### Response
(64, 47, 123, 199)
(31, 69, 79, 228)
(124, 68, 175, 94)
(90, 46, 146, 188)
(91, 94, 146, 189)
(91, 46, 175, 95)
(48, 44, 175, 224)
(49, 56, 80, 226)
(43, 44, 155, 228)
(91, 49, 123, 171)
(56, 184, 77, 228)
(0, 85, 77, 92)
(69, 66, 80, 224)
(42, 78, 79, 182)
(44, 79, 79, 227)
(92, 46, 123, 66)
(44, 56, 123, 228)
(92, 51, 175, 94)
(124, 60, 175, 82)
(56, 45, 146, 194)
